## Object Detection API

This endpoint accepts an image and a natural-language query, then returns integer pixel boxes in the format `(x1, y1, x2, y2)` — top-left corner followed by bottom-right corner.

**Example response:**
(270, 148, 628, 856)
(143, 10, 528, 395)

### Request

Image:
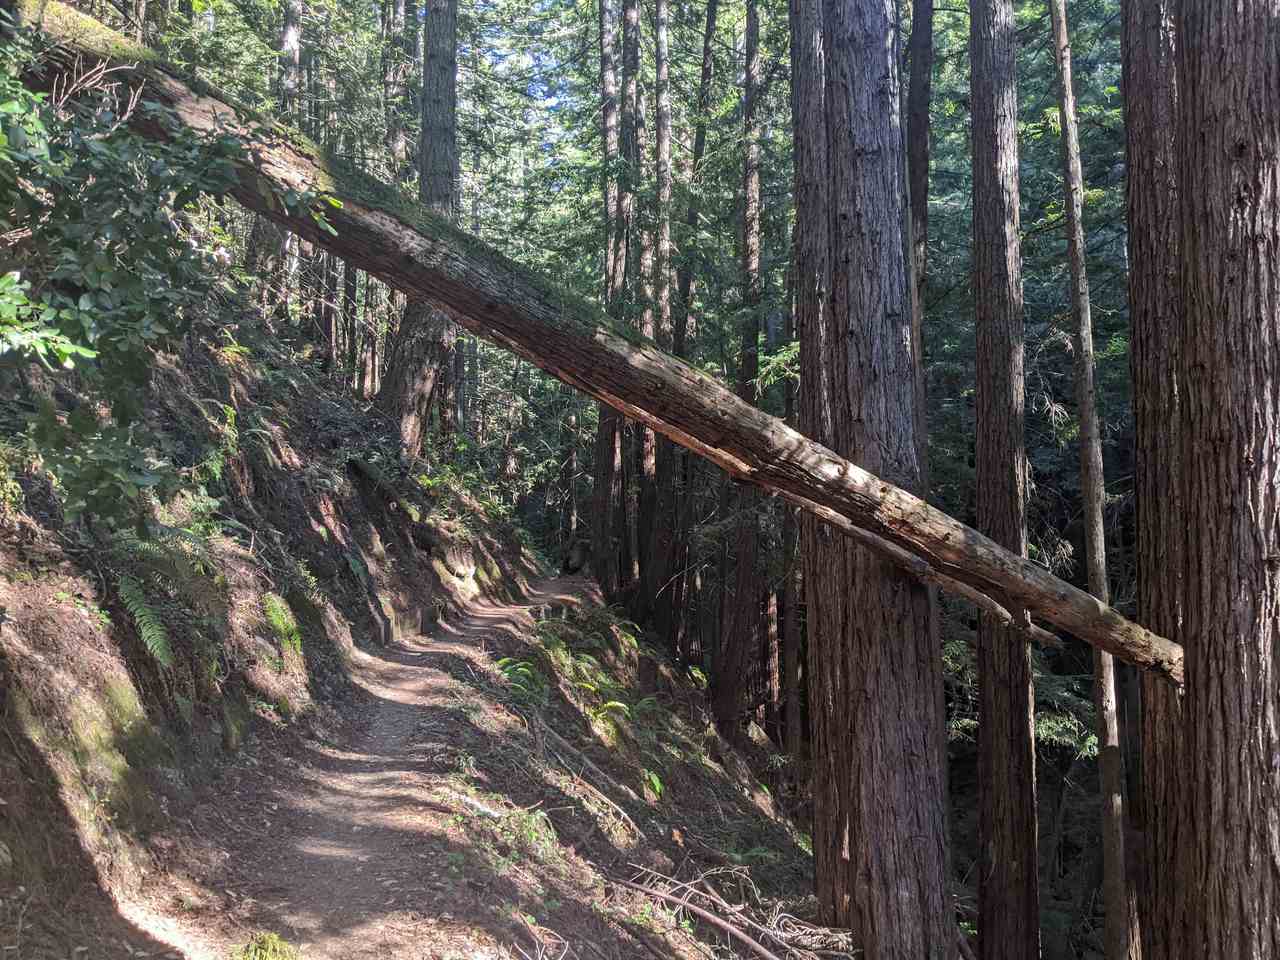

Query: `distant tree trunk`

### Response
(1174, 2, 1280, 954)
(794, 0, 952, 948)
(970, 0, 1039, 955)
(631, 78, 657, 620)
(270, 0, 304, 322)
(675, 0, 718, 352)
(648, 0, 716, 654)
(1122, 3, 1184, 956)
(906, 0, 932, 475)
(782, 272, 803, 762)
(712, 0, 763, 736)
(763, 589, 780, 740)
(343, 260, 359, 385)
(639, 0, 675, 630)
(1050, 1, 1138, 956)
(592, 0, 624, 602)
(382, 0, 410, 178)
(377, 0, 458, 458)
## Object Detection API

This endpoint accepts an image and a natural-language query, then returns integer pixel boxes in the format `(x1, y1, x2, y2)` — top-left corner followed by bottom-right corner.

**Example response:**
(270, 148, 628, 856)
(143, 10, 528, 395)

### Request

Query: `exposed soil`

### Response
(108, 574, 711, 960)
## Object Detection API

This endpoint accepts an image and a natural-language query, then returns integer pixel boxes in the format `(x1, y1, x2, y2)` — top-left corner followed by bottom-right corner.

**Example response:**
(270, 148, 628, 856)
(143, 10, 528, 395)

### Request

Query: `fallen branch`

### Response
(617, 878, 785, 960)
(14, 0, 1182, 685)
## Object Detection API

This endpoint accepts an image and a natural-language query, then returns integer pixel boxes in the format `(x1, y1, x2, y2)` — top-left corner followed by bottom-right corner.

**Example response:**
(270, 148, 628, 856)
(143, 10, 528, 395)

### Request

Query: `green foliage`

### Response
(495, 657, 547, 706)
(2, 25, 242, 525)
(261, 592, 302, 655)
(231, 932, 301, 960)
(117, 574, 174, 669)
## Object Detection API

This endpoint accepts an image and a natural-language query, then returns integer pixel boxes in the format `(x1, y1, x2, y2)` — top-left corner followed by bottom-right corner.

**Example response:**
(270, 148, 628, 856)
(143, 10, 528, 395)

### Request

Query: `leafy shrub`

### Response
(2, 26, 241, 525)
(231, 932, 300, 960)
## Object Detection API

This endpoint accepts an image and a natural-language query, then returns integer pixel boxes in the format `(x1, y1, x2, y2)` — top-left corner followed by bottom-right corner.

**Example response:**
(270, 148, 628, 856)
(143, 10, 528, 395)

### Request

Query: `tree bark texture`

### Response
(643, 0, 678, 637)
(712, 0, 763, 735)
(19, 0, 1186, 686)
(593, 0, 623, 603)
(969, 0, 1039, 954)
(1121, 3, 1186, 955)
(378, 0, 458, 457)
(1175, 2, 1280, 954)
(1050, 1, 1138, 955)
(793, 0, 952, 949)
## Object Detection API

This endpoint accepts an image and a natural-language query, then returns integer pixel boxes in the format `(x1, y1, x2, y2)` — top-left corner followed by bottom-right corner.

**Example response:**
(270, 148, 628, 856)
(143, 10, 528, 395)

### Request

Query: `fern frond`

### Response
(118, 574, 174, 669)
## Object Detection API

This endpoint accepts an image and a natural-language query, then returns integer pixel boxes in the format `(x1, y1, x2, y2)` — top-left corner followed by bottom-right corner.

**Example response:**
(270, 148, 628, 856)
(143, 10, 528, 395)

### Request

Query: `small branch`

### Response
(616, 879, 785, 960)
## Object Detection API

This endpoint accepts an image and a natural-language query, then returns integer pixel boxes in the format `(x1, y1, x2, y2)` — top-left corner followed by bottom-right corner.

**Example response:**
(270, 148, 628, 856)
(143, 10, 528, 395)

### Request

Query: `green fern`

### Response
(118, 575, 174, 669)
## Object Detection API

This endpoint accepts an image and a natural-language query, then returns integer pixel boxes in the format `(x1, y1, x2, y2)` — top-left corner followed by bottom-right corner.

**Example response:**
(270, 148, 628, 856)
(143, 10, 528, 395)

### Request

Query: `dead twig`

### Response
(617, 878, 785, 960)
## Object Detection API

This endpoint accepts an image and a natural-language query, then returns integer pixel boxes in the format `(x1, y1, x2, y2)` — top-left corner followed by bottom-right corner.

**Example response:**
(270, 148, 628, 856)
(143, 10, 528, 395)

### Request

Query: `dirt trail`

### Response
(124, 575, 610, 960)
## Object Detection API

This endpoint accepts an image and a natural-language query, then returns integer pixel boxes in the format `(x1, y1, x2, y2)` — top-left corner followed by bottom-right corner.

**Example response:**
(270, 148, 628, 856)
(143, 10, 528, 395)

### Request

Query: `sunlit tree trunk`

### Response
(377, 0, 458, 458)
(1174, 2, 1280, 953)
(793, 0, 952, 948)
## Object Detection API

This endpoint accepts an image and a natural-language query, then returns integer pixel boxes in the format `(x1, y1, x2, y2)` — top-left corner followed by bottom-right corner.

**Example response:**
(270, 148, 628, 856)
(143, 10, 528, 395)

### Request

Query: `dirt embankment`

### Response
(0, 316, 816, 960)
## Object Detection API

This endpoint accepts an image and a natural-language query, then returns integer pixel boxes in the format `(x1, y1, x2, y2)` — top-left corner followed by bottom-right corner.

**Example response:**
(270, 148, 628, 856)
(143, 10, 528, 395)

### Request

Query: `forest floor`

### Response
(89, 573, 806, 960)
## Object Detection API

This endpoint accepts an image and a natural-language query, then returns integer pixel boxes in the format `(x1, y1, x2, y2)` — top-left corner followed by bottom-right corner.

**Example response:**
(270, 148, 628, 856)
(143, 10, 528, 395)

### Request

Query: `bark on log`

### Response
(16, 0, 1184, 686)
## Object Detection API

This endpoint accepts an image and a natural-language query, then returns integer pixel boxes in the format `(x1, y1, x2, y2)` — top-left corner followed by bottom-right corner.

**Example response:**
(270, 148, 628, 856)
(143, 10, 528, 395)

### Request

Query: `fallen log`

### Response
(12, 0, 1184, 686)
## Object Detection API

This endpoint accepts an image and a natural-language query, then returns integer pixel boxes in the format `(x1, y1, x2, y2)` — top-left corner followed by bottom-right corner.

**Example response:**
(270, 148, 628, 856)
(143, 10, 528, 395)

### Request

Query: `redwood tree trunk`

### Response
(641, 0, 676, 632)
(970, 0, 1039, 954)
(378, 0, 458, 458)
(795, 0, 952, 949)
(1175, 2, 1280, 953)
(712, 0, 763, 736)
(1052, 1, 1138, 954)
(1122, 3, 1185, 955)
(592, 0, 623, 602)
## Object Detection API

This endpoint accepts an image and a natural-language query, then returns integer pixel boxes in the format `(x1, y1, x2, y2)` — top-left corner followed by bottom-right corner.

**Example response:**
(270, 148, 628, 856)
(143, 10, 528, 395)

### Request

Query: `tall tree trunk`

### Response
(1122, 3, 1185, 956)
(793, 0, 953, 948)
(674, 0, 718, 353)
(1055, 0, 1134, 951)
(905, 0, 932, 479)
(970, 0, 1039, 955)
(1050, 1, 1138, 956)
(343, 261, 359, 385)
(782, 266, 803, 762)
(1174, 2, 1280, 954)
(270, 0, 304, 321)
(382, 0, 410, 178)
(640, 0, 675, 629)
(712, 0, 763, 735)
(377, 0, 458, 458)
(650, 0, 716, 653)
(631, 79, 657, 620)
(592, 0, 624, 602)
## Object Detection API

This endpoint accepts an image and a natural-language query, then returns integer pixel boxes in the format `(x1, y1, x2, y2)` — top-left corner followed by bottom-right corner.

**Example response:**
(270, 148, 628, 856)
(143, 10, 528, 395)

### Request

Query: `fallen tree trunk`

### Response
(14, 0, 1184, 686)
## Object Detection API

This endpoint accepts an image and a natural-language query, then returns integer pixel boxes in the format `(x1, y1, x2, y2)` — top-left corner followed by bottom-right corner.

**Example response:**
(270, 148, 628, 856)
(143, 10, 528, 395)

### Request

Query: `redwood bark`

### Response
(382, 0, 410, 174)
(795, 0, 952, 948)
(593, 0, 623, 602)
(22, 0, 1186, 681)
(1051, 1, 1138, 955)
(641, 0, 676, 633)
(1121, 3, 1186, 955)
(970, 0, 1039, 954)
(378, 0, 458, 457)
(712, 0, 764, 735)
(1175, 2, 1280, 953)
